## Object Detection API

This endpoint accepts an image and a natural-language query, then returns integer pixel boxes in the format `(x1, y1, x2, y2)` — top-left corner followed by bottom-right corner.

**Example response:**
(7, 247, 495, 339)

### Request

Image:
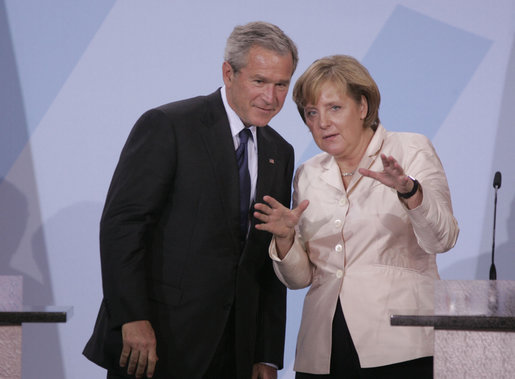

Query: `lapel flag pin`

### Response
(269, 158, 275, 164)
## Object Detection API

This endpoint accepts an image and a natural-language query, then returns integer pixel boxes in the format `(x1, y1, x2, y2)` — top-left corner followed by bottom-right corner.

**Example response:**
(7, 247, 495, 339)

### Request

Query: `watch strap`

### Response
(397, 177, 419, 199)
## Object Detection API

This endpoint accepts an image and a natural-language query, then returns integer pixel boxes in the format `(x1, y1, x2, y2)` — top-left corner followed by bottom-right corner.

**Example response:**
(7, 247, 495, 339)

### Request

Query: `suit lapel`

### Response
(199, 90, 240, 246)
(241, 127, 279, 259)
(254, 127, 278, 204)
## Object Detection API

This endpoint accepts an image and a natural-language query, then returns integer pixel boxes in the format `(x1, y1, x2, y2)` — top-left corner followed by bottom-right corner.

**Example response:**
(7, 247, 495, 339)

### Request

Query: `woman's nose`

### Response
(318, 112, 330, 129)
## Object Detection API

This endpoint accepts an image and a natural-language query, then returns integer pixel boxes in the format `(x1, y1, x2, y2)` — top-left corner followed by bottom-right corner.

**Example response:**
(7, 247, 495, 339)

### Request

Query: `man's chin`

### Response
(251, 115, 276, 127)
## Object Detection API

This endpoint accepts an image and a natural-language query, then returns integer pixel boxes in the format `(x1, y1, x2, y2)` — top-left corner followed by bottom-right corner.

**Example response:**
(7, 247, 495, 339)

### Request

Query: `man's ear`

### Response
(222, 61, 234, 87)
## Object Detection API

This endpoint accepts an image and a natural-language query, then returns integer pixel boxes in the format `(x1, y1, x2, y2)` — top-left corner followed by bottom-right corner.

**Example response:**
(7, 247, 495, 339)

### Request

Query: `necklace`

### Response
(340, 171, 355, 177)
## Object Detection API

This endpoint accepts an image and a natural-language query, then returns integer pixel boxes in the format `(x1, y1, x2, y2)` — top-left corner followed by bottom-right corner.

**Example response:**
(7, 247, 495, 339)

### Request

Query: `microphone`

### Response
(493, 171, 502, 189)
(489, 171, 501, 280)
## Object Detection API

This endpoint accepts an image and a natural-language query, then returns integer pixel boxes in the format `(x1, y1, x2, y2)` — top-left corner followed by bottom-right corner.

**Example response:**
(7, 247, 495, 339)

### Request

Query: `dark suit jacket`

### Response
(83, 89, 294, 378)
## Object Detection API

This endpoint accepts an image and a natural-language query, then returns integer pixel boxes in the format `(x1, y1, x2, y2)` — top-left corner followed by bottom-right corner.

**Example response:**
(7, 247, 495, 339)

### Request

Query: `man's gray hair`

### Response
(224, 21, 298, 74)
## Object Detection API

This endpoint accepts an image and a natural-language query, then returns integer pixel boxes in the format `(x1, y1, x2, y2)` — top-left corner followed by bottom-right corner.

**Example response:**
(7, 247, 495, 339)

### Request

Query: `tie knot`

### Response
(239, 128, 252, 144)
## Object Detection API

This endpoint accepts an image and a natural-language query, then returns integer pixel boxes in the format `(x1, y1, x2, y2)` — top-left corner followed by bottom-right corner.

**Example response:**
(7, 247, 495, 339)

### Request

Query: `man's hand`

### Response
(120, 320, 158, 378)
(251, 363, 277, 379)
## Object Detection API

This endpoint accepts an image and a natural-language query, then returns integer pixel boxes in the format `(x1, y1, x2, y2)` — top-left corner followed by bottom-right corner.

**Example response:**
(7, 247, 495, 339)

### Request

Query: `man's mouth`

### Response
(256, 106, 274, 113)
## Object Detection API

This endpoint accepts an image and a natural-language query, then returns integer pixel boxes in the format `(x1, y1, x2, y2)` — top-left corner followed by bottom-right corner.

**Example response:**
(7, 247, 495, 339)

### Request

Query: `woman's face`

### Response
(304, 81, 368, 161)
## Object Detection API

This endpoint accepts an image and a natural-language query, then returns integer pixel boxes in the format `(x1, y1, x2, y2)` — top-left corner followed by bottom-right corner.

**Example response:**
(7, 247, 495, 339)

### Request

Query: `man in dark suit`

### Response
(83, 21, 298, 379)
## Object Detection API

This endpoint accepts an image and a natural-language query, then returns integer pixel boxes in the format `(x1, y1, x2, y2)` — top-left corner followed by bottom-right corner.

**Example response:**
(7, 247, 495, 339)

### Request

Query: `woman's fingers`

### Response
(293, 200, 310, 217)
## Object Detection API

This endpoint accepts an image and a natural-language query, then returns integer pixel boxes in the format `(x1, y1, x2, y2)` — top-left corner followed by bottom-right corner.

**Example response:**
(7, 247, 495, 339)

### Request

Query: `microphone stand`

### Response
(489, 186, 498, 280)
(489, 172, 501, 280)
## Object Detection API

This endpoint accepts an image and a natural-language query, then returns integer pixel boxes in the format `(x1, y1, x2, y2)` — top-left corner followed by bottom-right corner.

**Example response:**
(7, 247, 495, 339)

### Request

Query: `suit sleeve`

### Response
(253, 143, 295, 368)
(99, 109, 176, 328)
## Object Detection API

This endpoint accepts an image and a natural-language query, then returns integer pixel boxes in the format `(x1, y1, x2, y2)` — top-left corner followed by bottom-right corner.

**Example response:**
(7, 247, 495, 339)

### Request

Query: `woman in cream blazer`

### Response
(254, 55, 459, 378)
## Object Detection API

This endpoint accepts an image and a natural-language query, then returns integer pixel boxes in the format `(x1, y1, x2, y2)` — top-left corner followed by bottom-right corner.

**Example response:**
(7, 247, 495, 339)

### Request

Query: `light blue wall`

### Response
(1, 1, 514, 377)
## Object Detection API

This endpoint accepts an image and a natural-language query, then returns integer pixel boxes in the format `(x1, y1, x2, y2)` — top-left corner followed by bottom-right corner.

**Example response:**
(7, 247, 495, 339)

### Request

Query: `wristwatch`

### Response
(397, 176, 419, 199)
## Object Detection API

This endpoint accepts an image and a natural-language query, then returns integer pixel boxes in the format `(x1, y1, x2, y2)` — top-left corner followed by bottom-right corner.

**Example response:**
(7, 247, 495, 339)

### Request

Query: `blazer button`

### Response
(335, 244, 343, 252)
(336, 270, 343, 278)
(334, 219, 342, 227)
(338, 198, 346, 206)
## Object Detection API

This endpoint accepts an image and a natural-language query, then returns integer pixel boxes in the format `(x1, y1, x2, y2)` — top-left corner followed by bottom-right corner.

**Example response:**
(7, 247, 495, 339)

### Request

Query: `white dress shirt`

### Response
(221, 86, 257, 205)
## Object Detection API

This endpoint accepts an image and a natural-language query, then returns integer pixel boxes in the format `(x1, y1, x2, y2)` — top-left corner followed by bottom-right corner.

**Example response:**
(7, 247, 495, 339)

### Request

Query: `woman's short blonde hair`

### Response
(293, 55, 380, 131)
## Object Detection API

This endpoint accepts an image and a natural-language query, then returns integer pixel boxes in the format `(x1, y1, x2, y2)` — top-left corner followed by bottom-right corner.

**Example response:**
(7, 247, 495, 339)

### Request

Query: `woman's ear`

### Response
(360, 95, 368, 120)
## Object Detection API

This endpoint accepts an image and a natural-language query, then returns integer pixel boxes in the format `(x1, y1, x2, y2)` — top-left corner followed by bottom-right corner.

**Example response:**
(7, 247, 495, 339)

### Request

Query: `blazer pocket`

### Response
(148, 281, 183, 306)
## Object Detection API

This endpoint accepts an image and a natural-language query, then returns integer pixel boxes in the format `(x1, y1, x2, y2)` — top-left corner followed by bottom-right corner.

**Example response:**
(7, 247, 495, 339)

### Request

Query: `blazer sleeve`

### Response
(269, 165, 315, 290)
(402, 135, 459, 254)
(99, 109, 177, 328)
(270, 236, 313, 290)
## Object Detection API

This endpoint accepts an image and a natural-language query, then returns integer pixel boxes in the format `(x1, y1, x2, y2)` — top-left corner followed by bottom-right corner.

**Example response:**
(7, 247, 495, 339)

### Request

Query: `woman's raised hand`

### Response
(359, 153, 412, 193)
(254, 195, 309, 257)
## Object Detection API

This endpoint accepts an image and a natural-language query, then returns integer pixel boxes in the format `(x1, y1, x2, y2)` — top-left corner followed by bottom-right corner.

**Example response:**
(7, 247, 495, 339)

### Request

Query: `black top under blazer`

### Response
(83, 89, 294, 378)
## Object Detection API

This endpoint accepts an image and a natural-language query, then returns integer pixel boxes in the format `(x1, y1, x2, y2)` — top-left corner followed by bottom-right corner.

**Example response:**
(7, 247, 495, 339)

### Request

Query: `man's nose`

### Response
(261, 85, 275, 104)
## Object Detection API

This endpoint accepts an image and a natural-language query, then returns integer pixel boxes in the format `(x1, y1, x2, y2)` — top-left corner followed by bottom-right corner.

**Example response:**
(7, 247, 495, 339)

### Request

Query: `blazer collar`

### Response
(319, 124, 386, 194)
